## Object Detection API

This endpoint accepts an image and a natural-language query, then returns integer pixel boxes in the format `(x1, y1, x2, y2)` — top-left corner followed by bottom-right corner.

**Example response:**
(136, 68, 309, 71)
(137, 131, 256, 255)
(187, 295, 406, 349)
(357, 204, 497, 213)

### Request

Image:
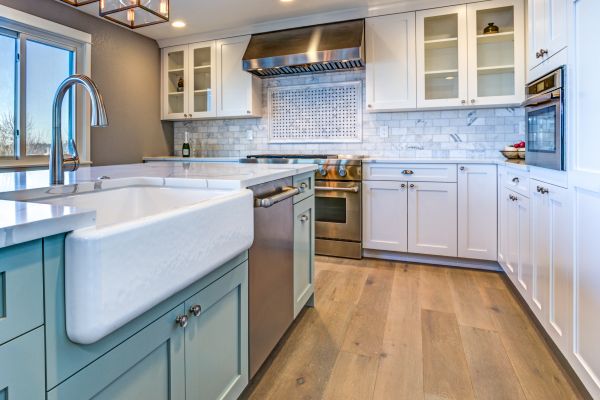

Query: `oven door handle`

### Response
(315, 186, 360, 193)
(254, 186, 301, 208)
(522, 90, 560, 107)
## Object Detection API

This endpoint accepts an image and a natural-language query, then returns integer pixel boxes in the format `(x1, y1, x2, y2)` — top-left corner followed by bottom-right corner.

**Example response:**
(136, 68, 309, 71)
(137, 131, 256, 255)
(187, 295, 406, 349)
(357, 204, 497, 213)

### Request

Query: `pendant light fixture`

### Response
(61, 0, 99, 5)
(99, 0, 169, 29)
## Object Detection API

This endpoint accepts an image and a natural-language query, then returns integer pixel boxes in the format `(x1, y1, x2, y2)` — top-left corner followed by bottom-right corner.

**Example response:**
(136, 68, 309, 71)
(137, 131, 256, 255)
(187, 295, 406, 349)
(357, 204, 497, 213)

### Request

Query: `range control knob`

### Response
(318, 167, 328, 177)
(338, 167, 347, 177)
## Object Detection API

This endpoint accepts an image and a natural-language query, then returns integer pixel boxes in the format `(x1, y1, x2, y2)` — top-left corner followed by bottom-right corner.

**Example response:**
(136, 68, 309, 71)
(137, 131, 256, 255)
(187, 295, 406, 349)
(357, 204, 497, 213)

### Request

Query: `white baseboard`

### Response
(362, 249, 502, 271)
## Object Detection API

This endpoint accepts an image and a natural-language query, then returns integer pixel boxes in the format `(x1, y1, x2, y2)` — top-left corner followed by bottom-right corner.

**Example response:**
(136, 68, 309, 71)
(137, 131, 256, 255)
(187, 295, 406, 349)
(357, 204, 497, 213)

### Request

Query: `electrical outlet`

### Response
(378, 126, 389, 138)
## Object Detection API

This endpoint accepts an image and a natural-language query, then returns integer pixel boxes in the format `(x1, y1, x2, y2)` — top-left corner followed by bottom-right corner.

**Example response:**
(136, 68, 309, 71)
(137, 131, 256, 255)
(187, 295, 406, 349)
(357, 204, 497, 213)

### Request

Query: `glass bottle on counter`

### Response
(182, 132, 191, 158)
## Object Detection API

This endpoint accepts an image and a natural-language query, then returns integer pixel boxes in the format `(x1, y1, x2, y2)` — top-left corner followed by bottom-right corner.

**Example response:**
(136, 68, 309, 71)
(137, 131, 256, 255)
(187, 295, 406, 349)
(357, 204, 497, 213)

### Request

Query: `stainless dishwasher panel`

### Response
(248, 177, 295, 378)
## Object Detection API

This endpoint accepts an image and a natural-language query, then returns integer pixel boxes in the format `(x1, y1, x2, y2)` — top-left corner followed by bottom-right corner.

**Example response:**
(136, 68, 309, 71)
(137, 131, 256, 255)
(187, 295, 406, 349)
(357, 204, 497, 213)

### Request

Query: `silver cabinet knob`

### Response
(459, 166, 465, 171)
(299, 182, 308, 191)
(409, 184, 415, 189)
(401, 183, 406, 189)
(318, 167, 327, 177)
(246, 110, 251, 114)
(471, 99, 475, 104)
(338, 167, 347, 177)
(461, 100, 467, 104)
(189, 305, 202, 317)
(402, 169, 414, 175)
(299, 214, 309, 223)
(368, 104, 372, 108)
(176, 315, 189, 328)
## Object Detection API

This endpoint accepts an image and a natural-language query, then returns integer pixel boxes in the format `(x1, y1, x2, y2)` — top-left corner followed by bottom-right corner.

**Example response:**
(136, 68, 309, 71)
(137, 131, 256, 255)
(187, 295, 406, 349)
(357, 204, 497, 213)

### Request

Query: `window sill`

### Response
(0, 160, 92, 170)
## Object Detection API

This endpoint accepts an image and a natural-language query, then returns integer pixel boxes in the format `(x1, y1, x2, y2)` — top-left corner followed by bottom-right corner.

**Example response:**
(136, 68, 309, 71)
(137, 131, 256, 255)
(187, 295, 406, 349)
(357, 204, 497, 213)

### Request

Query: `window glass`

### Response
(25, 39, 74, 156)
(0, 33, 16, 157)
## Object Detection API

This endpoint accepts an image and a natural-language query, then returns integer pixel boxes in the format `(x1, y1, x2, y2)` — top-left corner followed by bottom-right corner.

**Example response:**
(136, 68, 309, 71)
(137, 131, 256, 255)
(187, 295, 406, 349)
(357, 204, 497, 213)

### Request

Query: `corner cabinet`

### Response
(415, 0, 525, 108)
(162, 35, 262, 121)
(365, 13, 417, 111)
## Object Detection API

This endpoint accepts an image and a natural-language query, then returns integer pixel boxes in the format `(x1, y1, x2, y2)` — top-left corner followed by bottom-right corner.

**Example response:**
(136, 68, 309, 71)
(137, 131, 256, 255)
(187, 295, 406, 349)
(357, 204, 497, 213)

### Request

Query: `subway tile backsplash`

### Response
(173, 70, 525, 159)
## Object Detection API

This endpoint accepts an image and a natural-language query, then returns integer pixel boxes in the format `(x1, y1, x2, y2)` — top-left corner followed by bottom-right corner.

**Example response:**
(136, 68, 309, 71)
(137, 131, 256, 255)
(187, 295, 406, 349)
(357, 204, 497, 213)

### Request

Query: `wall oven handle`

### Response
(254, 186, 301, 208)
(315, 186, 360, 193)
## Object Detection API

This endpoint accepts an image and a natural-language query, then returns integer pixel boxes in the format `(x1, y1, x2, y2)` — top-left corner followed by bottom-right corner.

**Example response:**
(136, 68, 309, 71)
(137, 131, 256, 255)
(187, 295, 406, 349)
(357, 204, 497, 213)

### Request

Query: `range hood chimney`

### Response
(242, 19, 365, 78)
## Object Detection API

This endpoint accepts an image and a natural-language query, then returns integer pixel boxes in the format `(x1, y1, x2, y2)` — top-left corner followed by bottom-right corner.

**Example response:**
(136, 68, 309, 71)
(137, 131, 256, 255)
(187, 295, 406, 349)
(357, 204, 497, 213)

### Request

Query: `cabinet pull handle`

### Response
(538, 186, 549, 195)
(368, 104, 372, 108)
(176, 315, 189, 328)
(402, 170, 414, 175)
(540, 49, 548, 57)
(189, 305, 202, 317)
(461, 100, 466, 104)
(471, 99, 476, 104)
(300, 182, 308, 191)
(299, 214, 309, 223)
(512, 177, 519, 184)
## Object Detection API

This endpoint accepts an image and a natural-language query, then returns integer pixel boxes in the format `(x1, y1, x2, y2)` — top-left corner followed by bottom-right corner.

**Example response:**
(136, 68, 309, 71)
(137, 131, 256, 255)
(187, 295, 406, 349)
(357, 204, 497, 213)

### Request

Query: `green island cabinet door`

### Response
(184, 261, 249, 400)
(47, 305, 186, 400)
(0, 327, 45, 400)
(0, 240, 44, 346)
(293, 195, 315, 318)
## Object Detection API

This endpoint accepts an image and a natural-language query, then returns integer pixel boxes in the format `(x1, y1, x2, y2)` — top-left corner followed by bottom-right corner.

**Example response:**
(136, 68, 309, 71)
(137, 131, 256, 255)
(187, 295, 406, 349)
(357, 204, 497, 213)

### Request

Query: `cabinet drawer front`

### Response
(0, 327, 45, 400)
(364, 163, 457, 182)
(48, 306, 186, 400)
(504, 169, 530, 197)
(184, 262, 248, 400)
(293, 172, 315, 204)
(0, 240, 43, 345)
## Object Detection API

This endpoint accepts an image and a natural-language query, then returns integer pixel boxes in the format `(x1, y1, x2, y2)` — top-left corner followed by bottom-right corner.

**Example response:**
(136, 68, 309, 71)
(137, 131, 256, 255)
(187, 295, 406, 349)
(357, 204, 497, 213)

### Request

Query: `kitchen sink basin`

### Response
(34, 183, 254, 344)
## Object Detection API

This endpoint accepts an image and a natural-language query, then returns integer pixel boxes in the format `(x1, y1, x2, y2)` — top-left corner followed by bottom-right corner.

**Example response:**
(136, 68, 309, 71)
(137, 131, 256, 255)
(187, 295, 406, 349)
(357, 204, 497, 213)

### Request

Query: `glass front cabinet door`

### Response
(416, 5, 468, 108)
(163, 45, 188, 120)
(467, 0, 525, 106)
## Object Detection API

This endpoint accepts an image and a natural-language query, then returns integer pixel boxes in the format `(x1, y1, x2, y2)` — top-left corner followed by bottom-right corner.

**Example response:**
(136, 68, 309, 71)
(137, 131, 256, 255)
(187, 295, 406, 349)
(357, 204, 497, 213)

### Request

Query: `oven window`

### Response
(528, 106, 557, 153)
(315, 197, 346, 224)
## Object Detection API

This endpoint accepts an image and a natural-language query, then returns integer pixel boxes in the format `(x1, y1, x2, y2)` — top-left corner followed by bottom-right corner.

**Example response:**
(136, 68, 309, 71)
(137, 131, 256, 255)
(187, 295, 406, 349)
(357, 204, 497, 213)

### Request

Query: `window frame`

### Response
(0, 4, 92, 166)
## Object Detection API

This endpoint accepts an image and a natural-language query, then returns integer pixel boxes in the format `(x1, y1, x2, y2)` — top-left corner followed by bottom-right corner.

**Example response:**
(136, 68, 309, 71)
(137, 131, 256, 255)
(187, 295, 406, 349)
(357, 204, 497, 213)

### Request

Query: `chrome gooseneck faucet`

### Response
(50, 74, 108, 185)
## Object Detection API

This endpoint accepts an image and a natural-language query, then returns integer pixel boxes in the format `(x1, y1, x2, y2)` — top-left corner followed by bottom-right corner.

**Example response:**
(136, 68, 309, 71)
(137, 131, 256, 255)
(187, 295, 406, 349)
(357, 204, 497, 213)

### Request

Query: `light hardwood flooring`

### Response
(242, 256, 588, 400)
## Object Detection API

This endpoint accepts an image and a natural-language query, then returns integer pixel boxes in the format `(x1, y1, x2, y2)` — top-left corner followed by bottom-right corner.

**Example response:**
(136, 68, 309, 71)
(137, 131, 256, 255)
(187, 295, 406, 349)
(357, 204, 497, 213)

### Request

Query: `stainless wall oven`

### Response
(315, 159, 362, 259)
(524, 67, 565, 171)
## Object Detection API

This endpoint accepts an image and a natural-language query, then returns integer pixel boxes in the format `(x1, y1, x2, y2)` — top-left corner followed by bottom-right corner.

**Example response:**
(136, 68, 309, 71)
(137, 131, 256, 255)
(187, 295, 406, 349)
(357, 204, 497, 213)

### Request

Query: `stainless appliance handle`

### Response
(522, 90, 561, 108)
(254, 186, 301, 208)
(315, 186, 360, 193)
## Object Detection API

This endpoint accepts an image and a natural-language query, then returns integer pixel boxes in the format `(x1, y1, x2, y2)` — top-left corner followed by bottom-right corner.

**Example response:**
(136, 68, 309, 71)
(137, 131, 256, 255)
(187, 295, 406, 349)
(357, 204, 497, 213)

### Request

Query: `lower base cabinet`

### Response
(48, 262, 249, 400)
(293, 196, 315, 318)
(505, 188, 531, 297)
(0, 327, 45, 400)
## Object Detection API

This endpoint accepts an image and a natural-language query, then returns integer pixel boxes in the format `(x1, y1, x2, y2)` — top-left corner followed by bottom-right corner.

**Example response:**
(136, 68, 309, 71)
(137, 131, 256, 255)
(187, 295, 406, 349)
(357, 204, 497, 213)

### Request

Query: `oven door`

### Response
(315, 181, 361, 242)
(525, 91, 564, 170)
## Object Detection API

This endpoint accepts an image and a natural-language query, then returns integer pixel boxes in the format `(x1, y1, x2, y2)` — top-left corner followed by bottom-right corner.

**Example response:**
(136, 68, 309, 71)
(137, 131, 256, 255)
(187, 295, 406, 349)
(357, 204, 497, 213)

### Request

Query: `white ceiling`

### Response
(75, 0, 413, 42)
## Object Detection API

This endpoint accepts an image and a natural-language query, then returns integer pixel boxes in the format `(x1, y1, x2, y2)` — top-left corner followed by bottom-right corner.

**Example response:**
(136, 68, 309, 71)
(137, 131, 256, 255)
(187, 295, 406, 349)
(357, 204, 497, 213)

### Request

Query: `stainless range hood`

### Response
(242, 19, 365, 78)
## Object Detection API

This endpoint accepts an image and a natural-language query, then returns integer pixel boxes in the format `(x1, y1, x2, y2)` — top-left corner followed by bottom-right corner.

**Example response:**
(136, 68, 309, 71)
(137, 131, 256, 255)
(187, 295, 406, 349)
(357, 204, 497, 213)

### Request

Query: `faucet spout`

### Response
(50, 74, 108, 185)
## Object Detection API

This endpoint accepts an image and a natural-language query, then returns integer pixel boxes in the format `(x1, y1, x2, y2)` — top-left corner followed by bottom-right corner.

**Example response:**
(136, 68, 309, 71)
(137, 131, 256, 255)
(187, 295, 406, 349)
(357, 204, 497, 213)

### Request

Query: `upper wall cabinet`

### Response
(466, 0, 525, 106)
(416, 0, 525, 108)
(162, 36, 262, 121)
(365, 13, 417, 111)
(528, 0, 568, 72)
(416, 5, 468, 108)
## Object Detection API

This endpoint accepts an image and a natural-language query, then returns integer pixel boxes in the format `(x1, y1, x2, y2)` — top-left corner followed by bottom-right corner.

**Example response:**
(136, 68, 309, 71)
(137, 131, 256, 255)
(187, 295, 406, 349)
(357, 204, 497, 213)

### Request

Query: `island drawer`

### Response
(293, 172, 315, 203)
(0, 240, 44, 346)
(363, 163, 458, 183)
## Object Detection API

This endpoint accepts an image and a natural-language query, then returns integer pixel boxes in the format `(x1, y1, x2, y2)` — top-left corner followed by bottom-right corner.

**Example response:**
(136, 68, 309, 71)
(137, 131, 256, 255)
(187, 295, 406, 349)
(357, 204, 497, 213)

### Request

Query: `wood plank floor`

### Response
(242, 257, 587, 400)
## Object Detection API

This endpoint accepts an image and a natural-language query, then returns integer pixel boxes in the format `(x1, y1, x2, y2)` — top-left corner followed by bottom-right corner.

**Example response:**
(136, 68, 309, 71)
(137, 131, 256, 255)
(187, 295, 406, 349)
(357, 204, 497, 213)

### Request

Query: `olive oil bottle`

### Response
(182, 132, 191, 158)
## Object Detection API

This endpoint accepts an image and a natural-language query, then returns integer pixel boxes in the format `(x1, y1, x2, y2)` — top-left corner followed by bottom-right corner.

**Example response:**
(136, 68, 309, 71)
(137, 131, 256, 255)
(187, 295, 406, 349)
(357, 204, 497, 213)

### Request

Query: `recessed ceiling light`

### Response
(280, 0, 294, 3)
(172, 20, 186, 28)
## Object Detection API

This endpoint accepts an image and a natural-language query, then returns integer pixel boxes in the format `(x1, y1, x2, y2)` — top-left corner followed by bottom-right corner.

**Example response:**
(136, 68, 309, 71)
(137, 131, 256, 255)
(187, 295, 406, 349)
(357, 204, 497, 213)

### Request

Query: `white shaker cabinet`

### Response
(505, 189, 531, 298)
(466, 0, 525, 106)
(407, 182, 458, 257)
(416, 5, 468, 108)
(216, 36, 262, 118)
(530, 180, 572, 354)
(528, 0, 568, 72)
(362, 181, 408, 252)
(458, 164, 498, 261)
(365, 13, 417, 111)
(162, 45, 190, 120)
(568, 0, 600, 397)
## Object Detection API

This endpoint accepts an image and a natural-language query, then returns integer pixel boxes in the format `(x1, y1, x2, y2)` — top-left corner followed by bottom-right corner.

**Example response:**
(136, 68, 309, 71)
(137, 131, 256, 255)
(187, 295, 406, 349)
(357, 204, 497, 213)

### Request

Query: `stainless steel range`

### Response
(242, 154, 364, 259)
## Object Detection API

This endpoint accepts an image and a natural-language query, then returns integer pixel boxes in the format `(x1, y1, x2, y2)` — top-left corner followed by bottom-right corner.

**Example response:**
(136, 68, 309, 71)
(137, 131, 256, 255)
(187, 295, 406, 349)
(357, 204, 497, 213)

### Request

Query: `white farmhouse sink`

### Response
(35, 184, 254, 344)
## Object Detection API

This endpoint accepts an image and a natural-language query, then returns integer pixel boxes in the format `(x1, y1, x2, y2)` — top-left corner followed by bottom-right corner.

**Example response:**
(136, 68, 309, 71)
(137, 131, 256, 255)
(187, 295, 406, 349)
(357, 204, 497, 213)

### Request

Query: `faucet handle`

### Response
(63, 139, 80, 172)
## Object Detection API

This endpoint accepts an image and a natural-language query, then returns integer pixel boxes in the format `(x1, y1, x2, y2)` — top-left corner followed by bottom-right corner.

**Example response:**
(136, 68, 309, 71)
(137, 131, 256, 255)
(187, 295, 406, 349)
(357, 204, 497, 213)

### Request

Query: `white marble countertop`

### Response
(143, 156, 240, 163)
(0, 162, 316, 249)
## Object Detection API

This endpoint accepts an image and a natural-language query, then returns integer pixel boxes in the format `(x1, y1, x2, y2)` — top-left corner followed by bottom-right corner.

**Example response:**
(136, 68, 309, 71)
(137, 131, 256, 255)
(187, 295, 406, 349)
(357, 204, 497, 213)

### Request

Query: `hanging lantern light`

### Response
(99, 0, 169, 29)
(61, 0, 98, 6)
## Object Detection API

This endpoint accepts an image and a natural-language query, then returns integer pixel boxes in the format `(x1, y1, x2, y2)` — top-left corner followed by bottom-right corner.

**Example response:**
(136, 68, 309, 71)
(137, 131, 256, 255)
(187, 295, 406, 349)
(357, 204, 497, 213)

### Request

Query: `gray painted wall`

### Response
(0, 0, 173, 165)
